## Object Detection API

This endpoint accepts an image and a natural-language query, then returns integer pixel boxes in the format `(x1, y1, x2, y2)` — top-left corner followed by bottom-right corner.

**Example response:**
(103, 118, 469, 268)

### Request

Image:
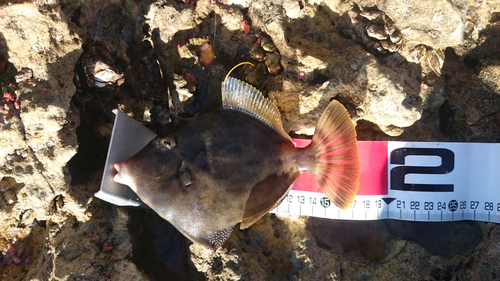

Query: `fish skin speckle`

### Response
(114, 76, 360, 250)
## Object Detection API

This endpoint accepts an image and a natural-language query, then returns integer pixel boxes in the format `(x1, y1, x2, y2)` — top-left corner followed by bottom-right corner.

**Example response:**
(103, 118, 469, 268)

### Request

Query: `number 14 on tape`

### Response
(271, 141, 500, 223)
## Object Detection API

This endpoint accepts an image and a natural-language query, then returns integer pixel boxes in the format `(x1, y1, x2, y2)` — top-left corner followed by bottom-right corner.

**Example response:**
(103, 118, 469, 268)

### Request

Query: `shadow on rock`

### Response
(306, 218, 482, 264)
(306, 219, 391, 263)
(128, 208, 203, 281)
(439, 23, 500, 143)
(386, 220, 482, 257)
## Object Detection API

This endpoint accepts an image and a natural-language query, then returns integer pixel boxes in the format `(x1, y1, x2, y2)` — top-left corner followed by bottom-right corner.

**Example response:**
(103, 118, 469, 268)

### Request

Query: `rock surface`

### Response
(375, 0, 467, 49)
(0, 0, 499, 280)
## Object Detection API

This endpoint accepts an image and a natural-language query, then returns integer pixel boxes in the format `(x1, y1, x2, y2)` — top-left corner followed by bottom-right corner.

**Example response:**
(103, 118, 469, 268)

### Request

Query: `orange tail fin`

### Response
(309, 100, 360, 210)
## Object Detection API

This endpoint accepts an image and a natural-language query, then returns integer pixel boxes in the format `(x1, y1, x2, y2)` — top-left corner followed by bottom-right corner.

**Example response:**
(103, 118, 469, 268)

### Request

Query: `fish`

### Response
(113, 70, 360, 250)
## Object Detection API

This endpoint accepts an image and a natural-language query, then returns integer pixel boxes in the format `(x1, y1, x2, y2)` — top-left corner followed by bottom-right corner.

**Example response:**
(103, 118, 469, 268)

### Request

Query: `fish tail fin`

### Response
(308, 100, 360, 210)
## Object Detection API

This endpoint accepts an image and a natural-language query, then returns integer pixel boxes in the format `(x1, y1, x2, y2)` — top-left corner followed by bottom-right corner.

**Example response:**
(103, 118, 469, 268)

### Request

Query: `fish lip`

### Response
(113, 162, 127, 186)
(114, 162, 122, 173)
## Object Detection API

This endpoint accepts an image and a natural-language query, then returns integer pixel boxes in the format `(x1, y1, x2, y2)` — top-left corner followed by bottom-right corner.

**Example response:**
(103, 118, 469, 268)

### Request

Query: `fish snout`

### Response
(113, 162, 128, 186)
(114, 162, 122, 173)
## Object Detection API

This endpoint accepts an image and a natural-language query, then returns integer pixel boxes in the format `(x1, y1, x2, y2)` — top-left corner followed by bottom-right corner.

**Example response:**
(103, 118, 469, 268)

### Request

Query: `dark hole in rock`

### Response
(69, 6, 82, 27)
(211, 257, 223, 274)
(355, 119, 392, 141)
(67, 94, 110, 185)
(463, 55, 479, 68)
(36, 220, 47, 227)
(491, 12, 500, 23)
(298, 1, 305, 10)
(53, 195, 64, 212)
(438, 100, 464, 141)
(128, 208, 204, 281)
(309, 71, 329, 85)
(442, 47, 461, 72)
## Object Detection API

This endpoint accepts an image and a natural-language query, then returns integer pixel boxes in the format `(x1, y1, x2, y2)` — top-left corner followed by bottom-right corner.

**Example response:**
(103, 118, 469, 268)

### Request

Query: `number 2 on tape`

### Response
(390, 148, 454, 192)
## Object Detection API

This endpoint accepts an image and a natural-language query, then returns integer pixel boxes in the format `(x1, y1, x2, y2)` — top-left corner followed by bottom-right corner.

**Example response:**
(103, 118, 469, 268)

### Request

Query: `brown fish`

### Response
(113, 75, 360, 250)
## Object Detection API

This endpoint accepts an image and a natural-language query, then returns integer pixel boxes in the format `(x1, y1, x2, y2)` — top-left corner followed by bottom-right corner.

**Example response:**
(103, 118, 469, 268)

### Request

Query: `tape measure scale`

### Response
(271, 140, 500, 223)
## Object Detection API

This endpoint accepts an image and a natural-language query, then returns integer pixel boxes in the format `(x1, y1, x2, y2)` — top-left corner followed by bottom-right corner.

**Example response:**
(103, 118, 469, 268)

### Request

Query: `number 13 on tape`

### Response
(272, 141, 500, 223)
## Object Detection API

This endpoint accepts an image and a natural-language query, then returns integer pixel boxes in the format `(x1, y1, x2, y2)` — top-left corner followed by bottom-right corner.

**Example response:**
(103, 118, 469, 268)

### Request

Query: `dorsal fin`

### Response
(221, 74, 292, 143)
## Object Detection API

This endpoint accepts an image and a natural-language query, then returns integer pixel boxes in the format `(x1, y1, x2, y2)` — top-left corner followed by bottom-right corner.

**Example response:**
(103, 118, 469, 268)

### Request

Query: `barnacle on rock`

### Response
(360, 11, 384, 21)
(410, 44, 427, 63)
(249, 43, 266, 62)
(409, 44, 445, 75)
(84, 59, 124, 88)
(239, 32, 282, 85)
(75, 42, 125, 90)
(380, 40, 399, 52)
(348, 4, 403, 53)
(366, 24, 387, 40)
(426, 48, 445, 76)
(265, 53, 281, 74)
(239, 63, 268, 86)
(260, 35, 277, 52)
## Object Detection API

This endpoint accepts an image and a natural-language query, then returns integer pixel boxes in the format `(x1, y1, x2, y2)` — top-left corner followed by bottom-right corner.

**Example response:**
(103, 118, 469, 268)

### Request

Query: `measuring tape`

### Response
(272, 140, 500, 223)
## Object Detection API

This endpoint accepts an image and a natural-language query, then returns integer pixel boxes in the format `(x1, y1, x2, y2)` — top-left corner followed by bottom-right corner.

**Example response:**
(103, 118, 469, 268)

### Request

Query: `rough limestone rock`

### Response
(479, 64, 500, 95)
(189, 215, 496, 280)
(374, 0, 467, 49)
(0, 2, 85, 255)
(249, 1, 424, 136)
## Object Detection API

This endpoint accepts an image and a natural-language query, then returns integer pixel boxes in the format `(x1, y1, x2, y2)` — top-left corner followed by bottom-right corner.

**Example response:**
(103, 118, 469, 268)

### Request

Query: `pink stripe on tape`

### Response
(292, 139, 388, 196)
(357, 141, 388, 195)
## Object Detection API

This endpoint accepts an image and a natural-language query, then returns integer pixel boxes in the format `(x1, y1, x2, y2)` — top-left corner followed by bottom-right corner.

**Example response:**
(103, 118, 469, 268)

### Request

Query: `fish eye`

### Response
(160, 136, 176, 149)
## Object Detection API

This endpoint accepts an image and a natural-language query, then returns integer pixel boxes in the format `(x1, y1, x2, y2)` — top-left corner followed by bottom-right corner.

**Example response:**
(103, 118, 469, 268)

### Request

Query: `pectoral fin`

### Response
(240, 171, 299, 229)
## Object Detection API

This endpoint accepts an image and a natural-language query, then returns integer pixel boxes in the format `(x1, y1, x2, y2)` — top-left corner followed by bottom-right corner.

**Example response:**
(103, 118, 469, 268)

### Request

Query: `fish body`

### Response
(114, 76, 360, 249)
(115, 110, 302, 247)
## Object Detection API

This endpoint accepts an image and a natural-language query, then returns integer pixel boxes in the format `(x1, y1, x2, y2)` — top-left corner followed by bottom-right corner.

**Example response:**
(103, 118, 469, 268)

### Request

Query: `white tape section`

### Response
(271, 141, 500, 223)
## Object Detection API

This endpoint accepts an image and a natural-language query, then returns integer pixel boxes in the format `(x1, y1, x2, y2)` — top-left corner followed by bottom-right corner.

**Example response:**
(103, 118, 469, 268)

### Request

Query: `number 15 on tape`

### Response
(272, 141, 500, 223)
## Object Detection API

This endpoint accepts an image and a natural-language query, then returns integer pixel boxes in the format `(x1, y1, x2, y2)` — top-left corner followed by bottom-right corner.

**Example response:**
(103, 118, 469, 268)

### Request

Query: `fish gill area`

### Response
(0, 0, 499, 280)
